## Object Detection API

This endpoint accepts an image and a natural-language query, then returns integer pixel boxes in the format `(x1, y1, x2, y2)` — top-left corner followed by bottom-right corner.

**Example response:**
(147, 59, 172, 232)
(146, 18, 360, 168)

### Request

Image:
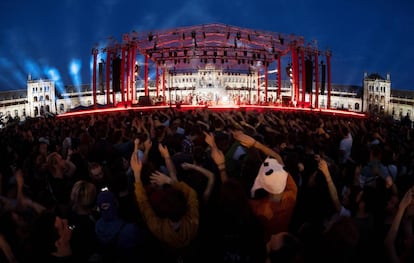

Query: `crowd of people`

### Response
(0, 107, 413, 263)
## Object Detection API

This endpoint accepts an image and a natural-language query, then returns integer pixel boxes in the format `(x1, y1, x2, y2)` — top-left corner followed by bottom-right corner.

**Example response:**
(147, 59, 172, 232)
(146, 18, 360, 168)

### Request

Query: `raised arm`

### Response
(140, 138, 152, 164)
(181, 162, 215, 202)
(384, 187, 413, 263)
(158, 143, 177, 182)
(15, 168, 46, 214)
(318, 157, 341, 213)
(204, 131, 228, 182)
(0, 234, 17, 263)
(232, 130, 283, 165)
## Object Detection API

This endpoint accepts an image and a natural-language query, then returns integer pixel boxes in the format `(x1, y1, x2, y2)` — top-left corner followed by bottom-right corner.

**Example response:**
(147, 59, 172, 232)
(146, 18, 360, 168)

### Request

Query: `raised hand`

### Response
(204, 131, 217, 149)
(210, 146, 225, 167)
(134, 138, 140, 152)
(399, 187, 413, 210)
(150, 171, 173, 186)
(144, 138, 152, 151)
(158, 143, 170, 158)
(130, 149, 143, 179)
(181, 162, 194, 171)
(232, 130, 256, 148)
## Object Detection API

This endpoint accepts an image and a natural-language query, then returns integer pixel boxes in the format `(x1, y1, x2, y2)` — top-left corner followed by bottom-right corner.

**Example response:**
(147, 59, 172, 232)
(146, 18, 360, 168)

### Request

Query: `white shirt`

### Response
(339, 132, 353, 164)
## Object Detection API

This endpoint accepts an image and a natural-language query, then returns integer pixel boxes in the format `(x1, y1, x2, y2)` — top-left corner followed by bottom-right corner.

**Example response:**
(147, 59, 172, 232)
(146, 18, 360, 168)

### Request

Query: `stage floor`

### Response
(57, 103, 367, 119)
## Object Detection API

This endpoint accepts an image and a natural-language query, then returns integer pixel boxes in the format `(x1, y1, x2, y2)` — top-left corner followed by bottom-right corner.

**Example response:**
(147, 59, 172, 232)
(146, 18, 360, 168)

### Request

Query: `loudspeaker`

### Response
(112, 57, 121, 92)
(305, 59, 313, 93)
(98, 62, 104, 93)
(138, 96, 152, 106)
(321, 64, 326, 95)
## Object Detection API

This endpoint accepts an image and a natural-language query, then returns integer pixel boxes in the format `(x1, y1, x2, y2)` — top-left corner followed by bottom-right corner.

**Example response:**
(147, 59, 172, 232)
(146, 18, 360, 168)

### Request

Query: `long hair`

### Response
(70, 180, 97, 213)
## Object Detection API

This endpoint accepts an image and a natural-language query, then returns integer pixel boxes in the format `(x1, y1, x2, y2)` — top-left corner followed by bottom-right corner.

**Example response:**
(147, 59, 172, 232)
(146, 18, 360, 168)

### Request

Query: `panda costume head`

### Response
(251, 156, 288, 198)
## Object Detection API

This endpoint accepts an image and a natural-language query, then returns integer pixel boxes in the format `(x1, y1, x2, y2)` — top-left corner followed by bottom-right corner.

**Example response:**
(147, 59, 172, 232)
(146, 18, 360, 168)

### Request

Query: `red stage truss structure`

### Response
(91, 23, 332, 109)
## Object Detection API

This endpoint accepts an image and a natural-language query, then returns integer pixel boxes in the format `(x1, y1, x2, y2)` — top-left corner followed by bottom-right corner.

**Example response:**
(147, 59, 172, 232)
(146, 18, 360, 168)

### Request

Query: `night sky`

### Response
(0, 0, 413, 92)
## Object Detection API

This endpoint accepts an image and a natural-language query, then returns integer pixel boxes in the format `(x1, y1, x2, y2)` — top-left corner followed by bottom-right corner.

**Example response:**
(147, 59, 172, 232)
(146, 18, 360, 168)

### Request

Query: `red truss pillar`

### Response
(290, 46, 299, 105)
(264, 64, 268, 103)
(277, 55, 281, 100)
(120, 46, 126, 103)
(301, 49, 306, 106)
(327, 51, 331, 109)
(144, 55, 149, 96)
(257, 70, 261, 104)
(156, 63, 159, 97)
(162, 69, 166, 104)
(105, 48, 111, 106)
(314, 51, 319, 109)
(92, 48, 98, 109)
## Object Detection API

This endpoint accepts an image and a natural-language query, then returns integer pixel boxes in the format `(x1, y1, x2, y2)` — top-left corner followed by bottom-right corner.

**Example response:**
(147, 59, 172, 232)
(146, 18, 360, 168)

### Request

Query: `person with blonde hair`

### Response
(67, 180, 100, 262)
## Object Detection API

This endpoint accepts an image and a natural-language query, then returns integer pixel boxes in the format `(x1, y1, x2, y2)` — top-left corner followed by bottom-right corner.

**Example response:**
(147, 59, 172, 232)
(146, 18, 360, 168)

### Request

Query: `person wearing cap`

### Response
(95, 188, 150, 262)
(232, 130, 298, 243)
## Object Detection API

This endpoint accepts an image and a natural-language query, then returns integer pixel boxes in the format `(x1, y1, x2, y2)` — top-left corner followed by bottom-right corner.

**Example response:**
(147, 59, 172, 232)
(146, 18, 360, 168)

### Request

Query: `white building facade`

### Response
(0, 71, 413, 124)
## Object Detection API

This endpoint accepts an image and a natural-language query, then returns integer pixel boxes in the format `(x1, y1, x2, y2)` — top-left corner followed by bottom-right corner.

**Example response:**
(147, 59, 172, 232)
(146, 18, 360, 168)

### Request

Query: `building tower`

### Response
(362, 72, 391, 114)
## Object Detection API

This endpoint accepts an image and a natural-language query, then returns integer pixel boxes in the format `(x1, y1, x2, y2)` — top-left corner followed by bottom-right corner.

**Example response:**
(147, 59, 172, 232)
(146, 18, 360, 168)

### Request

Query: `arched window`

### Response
(33, 96, 38, 102)
(45, 95, 50, 100)
(355, 103, 360, 110)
